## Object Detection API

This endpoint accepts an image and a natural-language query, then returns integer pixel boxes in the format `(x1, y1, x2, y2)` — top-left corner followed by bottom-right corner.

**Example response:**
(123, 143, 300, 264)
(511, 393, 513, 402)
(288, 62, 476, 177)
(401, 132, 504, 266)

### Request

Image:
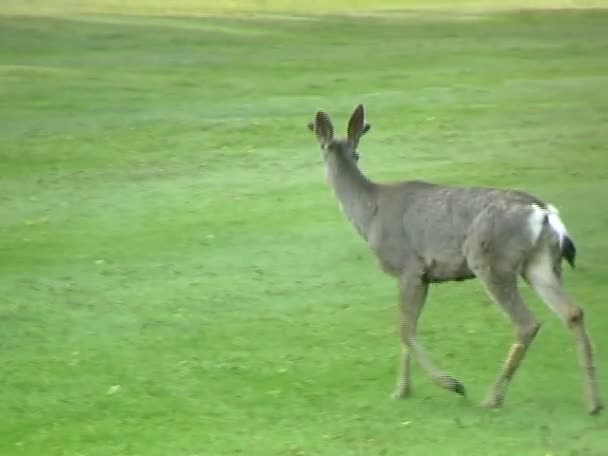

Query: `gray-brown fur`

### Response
(308, 104, 602, 415)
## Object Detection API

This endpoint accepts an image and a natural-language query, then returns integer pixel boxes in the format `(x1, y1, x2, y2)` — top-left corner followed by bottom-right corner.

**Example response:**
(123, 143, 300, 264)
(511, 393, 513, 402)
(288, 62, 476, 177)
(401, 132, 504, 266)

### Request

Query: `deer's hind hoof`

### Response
(481, 395, 503, 410)
(588, 403, 604, 416)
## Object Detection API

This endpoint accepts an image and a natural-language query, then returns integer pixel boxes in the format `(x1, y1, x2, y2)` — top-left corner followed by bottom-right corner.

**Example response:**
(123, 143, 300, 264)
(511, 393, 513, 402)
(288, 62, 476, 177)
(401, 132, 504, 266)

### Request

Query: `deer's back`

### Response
(367, 180, 545, 281)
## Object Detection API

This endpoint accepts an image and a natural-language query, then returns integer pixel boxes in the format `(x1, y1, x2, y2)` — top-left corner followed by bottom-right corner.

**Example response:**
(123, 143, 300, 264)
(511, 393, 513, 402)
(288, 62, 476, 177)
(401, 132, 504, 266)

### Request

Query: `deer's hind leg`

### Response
(464, 206, 543, 409)
(471, 265, 541, 409)
(524, 246, 603, 415)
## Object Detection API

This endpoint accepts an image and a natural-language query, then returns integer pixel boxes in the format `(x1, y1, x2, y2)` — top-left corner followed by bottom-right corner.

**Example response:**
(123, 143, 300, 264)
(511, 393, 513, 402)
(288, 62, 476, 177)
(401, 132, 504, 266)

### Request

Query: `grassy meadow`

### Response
(1, 1, 608, 454)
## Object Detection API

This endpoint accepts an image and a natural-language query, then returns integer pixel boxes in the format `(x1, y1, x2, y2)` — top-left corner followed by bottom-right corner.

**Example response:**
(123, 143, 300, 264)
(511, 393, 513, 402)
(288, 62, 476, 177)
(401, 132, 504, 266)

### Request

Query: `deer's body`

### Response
(310, 105, 602, 415)
(327, 151, 555, 281)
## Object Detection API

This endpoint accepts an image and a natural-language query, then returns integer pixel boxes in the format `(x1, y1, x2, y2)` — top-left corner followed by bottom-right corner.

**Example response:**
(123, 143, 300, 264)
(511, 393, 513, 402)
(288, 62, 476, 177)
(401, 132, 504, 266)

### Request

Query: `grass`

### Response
(1, 0, 607, 15)
(1, 1, 608, 455)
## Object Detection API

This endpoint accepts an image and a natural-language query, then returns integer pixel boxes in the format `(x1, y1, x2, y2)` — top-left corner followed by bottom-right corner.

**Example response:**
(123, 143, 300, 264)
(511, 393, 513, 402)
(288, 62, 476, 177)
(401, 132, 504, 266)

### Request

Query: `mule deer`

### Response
(307, 104, 602, 415)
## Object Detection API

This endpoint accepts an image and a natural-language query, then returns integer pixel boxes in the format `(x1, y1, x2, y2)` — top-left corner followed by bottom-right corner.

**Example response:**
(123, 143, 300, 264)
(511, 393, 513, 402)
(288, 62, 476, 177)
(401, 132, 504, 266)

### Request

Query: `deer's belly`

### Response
(423, 256, 475, 283)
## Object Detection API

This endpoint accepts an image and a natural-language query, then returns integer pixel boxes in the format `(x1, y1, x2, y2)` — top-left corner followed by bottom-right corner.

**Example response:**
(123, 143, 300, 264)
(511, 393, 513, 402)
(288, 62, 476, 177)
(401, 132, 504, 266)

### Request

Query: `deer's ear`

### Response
(312, 111, 334, 146)
(347, 104, 367, 146)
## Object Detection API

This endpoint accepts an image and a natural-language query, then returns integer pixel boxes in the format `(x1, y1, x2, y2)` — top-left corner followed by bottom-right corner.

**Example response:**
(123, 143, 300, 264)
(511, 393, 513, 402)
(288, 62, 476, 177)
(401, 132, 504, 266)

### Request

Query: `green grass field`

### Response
(1, 1, 608, 454)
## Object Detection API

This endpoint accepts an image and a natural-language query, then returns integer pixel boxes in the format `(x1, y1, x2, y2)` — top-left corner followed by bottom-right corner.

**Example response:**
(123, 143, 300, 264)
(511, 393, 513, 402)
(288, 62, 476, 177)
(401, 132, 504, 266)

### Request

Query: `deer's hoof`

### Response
(437, 375, 466, 397)
(481, 395, 503, 409)
(588, 403, 604, 416)
(391, 386, 412, 400)
(453, 381, 467, 397)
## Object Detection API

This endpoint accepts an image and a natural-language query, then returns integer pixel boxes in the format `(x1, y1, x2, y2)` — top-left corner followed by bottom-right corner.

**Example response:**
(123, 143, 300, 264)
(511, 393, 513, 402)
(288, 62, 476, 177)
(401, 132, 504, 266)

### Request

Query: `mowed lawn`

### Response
(1, 2, 608, 455)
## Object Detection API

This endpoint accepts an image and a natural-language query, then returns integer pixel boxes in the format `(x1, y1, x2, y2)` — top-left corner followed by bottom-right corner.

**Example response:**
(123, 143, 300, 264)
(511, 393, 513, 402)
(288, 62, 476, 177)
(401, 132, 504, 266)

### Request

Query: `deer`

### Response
(307, 104, 602, 415)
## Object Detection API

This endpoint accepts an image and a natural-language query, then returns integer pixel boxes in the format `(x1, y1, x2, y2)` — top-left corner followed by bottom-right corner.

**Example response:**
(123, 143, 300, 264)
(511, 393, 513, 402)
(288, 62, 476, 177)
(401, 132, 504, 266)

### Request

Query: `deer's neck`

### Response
(326, 155, 377, 240)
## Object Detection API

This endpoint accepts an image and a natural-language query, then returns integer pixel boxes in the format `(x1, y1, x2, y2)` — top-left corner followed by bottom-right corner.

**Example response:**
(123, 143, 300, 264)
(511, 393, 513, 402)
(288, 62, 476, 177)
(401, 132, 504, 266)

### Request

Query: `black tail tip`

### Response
(562, 236, 576, 268)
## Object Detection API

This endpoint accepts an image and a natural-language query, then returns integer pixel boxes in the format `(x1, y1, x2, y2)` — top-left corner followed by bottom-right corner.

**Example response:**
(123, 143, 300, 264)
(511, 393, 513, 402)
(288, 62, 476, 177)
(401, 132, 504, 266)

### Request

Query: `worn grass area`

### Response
(1, 2, 608, 455)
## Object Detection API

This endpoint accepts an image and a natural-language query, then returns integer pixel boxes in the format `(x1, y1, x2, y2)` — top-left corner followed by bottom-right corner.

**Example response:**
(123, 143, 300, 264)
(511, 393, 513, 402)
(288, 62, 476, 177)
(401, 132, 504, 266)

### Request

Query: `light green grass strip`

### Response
(1, 0, 608, 15)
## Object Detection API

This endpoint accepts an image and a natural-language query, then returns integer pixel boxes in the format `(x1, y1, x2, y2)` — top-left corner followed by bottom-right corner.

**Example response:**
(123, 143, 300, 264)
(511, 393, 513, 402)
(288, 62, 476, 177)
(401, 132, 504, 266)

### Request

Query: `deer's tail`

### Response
(529, 203, 576, 268)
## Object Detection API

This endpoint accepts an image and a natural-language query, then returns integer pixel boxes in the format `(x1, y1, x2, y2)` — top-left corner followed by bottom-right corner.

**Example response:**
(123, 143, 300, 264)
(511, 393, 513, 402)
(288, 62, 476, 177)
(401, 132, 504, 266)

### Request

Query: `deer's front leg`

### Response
(394, 273, 466, 398)
(392, 344, 413, 399)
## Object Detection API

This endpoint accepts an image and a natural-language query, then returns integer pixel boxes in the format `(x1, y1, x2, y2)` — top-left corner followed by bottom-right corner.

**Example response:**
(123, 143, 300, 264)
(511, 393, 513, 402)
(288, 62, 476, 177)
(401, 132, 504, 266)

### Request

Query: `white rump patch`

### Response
(528, 204, 547, 245)
(527, 203, 569, 247)
(546, 204, 569, 247)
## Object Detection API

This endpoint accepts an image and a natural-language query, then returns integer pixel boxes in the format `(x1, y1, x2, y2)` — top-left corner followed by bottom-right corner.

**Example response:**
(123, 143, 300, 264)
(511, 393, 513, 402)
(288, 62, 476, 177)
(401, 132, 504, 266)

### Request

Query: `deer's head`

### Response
(307, 104, 371, 164)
